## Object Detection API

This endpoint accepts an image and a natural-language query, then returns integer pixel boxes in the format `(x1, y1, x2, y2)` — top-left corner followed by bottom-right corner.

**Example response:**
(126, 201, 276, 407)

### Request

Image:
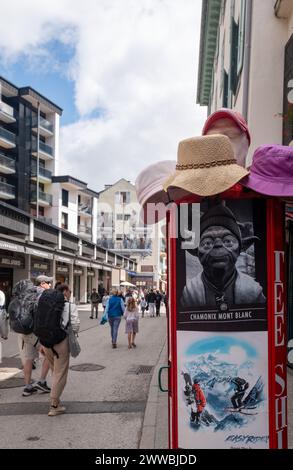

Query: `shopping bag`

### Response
(100, 310, 108, 325)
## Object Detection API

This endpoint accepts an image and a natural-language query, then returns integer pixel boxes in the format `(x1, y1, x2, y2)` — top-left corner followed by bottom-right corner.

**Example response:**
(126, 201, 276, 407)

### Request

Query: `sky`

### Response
(0, 0, 207, 192)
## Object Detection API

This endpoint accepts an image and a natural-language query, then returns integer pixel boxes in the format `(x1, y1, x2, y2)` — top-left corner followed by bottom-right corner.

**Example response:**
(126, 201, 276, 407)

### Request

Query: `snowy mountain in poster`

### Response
(181, 336, 267, 432)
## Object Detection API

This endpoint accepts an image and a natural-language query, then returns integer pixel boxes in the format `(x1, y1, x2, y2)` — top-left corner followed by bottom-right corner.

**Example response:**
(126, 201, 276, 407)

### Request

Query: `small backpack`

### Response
(8, 280, 38, 335)
(34, 289, 66, 348)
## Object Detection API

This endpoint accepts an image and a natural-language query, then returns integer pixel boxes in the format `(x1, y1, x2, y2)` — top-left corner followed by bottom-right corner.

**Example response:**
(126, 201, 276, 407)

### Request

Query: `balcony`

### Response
(31, 165, 52, 183)
(0, 126, 16, 149)
(78, 203, 92, 217)
(32, 140, 54, 160)
(0, 153, 16, 174)
(0, 101, 16, 124)
(31, 190, 52, 207)
(78, 224, 92, 239)
(32, 116, 54, 138)
(0, 181, 16, 200)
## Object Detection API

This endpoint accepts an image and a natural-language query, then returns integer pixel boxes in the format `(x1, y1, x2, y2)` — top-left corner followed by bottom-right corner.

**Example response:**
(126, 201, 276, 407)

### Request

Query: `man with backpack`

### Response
(35, 283, 79, 416)
(8, 276, 52, 397)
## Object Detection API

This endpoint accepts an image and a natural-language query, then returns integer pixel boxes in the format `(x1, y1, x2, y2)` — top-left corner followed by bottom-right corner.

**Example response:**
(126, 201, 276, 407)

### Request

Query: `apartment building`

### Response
(97, 178, 166, 290)
(0, 77, 136, 303)
(0, 76, 61, 222)
(197, 0, 293, 363)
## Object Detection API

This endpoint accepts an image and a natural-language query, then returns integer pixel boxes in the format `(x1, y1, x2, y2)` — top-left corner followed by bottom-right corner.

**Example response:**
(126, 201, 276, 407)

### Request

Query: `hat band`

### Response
(176, 159, 236, 170)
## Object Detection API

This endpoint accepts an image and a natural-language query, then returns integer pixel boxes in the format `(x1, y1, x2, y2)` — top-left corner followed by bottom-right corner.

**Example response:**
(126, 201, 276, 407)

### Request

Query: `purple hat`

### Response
(241, 144, 293, 196)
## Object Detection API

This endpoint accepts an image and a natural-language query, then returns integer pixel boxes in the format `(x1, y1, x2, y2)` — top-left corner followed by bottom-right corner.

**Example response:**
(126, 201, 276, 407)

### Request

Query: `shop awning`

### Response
(0, 240, 25, 253)
(25, 247, 53, 259)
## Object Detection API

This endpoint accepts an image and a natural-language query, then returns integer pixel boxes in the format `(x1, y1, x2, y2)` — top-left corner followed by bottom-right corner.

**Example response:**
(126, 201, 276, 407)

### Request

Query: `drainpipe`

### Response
(242, 0, 253, 122)
(36, 101, 40, 218)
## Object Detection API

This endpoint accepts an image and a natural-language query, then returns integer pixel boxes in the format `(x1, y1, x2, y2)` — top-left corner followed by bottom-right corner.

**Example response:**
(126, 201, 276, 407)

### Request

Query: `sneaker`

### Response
(112, 343, 117, 349)
(48, 404, 66, 417)
(34, 381, 51, 393)
(22, 386, 38, 397)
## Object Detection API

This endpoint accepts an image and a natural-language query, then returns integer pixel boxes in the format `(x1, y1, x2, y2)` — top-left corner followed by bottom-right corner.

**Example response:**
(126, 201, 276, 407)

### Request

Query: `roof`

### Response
(196, 0, 221, 106)
(98, 178, 135, 195)
(19, 87, 63, 115)
(52, 175, 88, 190)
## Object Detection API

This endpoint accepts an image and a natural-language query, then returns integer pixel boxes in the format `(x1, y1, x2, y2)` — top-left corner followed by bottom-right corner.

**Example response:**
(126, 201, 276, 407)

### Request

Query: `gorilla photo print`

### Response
(177, 199, 267, 333)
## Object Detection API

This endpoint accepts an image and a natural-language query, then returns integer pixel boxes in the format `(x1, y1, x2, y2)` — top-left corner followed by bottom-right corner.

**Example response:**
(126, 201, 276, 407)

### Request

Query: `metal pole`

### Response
(36, 101, 40, 218)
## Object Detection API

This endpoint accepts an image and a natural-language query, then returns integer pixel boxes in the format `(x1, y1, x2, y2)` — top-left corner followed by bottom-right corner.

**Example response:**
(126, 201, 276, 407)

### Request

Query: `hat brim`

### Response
(203, 110, 251, 144)
(241, 173, 293, 197)
(163, 165, 249, 197)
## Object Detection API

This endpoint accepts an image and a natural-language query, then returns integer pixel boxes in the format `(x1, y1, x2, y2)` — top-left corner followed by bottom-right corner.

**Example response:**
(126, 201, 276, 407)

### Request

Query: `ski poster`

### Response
(176, 199, 269, 449)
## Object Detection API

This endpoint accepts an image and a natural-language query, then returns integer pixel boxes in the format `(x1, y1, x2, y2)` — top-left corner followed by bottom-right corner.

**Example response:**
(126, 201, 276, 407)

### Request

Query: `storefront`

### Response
(56, 263, 70, 284)
(26, 247, 53, 282)
(0, 240, 26, 304)
(73, 267, 83, 303)
(87, 268, 95, 295)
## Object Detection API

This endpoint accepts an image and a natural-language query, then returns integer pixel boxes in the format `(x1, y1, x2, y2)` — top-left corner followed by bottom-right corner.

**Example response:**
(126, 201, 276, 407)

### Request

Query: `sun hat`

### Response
(163, 134, 249, 197)
(136, 160, 188, 224)
(241, 144, 293, 196)
(202, 108, 251, 144)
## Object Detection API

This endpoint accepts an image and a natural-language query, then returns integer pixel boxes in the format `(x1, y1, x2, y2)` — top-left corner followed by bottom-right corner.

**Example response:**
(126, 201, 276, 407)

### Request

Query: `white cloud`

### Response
(0, 0, 207, 191)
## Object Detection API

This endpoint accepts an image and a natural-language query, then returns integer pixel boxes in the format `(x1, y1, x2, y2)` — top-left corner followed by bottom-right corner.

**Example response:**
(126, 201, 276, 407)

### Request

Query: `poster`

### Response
(176, 200, 269, 448)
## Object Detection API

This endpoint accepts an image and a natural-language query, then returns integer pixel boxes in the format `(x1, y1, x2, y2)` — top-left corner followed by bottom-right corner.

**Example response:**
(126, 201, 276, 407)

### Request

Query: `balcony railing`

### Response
(0, 101, 15, 121)
(78, 203, 92, 215)
(32, 140, 53, 157)
(31, 190, 53, 205)
(78, 225, 92, 235)
(38, 215, 53, 225)
(31, 165, 52, 180)
(0, 126, 16, 145)
(40, 117, 54, 133)
(0, 181, 16, 197)
(0, 153, 16, 172)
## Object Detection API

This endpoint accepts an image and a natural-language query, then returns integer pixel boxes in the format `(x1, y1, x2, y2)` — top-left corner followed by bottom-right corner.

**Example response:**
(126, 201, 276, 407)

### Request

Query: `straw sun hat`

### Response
(163, 134, 249, 197)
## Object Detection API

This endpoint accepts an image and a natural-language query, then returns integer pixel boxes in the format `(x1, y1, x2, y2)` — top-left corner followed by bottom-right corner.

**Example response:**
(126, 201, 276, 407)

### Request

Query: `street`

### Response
(0, 306, 168, 449)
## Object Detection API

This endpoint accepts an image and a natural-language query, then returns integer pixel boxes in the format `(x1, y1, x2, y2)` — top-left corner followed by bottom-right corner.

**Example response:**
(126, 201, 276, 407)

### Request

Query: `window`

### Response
(61, 212, 68, 230)
(115, 191, 130, 204)
(116, 214, 130, 220)
(62, 189, 69, 207)
(230, 19, 239, 95)
(223, 70, 229, 107)
(237, 0, 246, 76)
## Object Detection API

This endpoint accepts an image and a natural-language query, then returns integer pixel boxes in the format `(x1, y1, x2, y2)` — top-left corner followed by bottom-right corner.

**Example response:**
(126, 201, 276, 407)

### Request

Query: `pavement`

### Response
(0, 305, 169, 449)
(0, 304, 292, 449)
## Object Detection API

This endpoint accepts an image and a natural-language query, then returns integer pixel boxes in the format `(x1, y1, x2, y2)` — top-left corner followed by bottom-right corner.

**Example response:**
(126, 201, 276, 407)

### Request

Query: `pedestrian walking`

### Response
(155, 290, 162, 317)
(8, 276, 52, 397)
(39, 283, 80, 416)
(102, 292, 109, 311)
(124, 297, 139, 349)
(140, 297, 147, 318)
(146, 289, 156, 317)
(90, 288, 100, 319)
(104, 289, 125, 348)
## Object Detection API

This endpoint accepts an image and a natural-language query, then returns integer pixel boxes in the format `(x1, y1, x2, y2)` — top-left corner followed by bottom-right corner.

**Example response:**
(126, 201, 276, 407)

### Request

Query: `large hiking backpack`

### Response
(34, 289, 66, 348)
(8, 280, 38, 334)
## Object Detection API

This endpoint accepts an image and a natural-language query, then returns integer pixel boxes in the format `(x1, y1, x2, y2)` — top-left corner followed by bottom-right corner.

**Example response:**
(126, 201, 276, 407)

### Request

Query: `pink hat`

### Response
(135, 160, 176, 225)
(202, 108, 251, 144)
(241, 144, 293, 196)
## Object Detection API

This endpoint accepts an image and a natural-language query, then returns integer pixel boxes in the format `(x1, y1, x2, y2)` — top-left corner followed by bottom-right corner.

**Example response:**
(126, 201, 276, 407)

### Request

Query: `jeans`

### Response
(108, 316, 121, 344)
(91, 303, 99, 318)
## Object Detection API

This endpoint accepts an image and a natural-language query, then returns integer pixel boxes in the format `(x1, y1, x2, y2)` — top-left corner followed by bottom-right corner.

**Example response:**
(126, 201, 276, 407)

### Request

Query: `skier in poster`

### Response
(190, 378, 206, 425)
(230, 376, 249, 409)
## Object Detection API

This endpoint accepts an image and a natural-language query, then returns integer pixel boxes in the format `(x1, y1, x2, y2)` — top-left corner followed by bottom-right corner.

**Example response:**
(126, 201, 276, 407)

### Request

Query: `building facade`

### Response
(0, 77, 136, 304)
(97, 178, 166, 290)
(197, 0, 293, 361)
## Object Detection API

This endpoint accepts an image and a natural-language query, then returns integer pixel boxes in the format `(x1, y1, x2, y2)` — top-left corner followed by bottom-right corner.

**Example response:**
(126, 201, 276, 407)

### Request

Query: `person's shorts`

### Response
(18, 333, 39, 362)
(125, 319, 139, 334)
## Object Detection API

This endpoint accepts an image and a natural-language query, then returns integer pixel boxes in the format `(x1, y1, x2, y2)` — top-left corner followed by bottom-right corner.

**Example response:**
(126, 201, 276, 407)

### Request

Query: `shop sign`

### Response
(91, 263, 103, 270)
(0, 240, 25, 253)
(87, 270, 95, 277)
(55, 255, 73, 264)
(32, 259, 49, 271)
(56, 265, 69, 274)
(74, 268, 83, 275)
(0, 256, 25, 268)
(75, 259, 88, 267)
(26, 247, 53, 259)
(102, 266, 112, 272)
